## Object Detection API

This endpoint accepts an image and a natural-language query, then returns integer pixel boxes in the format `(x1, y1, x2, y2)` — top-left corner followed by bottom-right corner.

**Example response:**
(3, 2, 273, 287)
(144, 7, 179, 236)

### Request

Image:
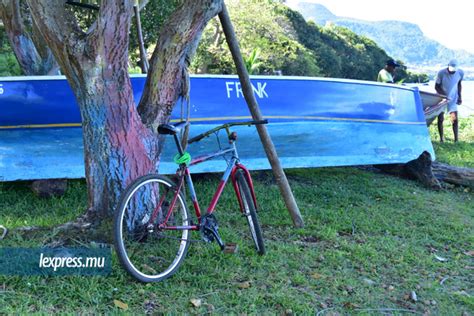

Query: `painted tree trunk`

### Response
(0, 0, 59, 75)
(26, 0, 223, 219)
(66, 3, 160, 217)
(138, 0, 224, 126)
(77, 79, 160, 217)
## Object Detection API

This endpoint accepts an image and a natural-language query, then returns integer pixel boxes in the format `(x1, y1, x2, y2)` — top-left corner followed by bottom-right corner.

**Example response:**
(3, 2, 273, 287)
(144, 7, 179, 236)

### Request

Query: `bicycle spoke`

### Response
(114, 175, 191, 282)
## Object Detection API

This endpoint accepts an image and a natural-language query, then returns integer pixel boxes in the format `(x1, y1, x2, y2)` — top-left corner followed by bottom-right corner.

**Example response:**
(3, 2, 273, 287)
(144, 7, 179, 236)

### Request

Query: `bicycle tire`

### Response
(114, 174, 190, 282)
(235, 170, 265, 255)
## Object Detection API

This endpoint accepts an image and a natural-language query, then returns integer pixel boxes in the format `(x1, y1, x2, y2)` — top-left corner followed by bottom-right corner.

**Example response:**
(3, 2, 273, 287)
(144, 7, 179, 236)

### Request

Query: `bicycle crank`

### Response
(200, 213, 225, 250)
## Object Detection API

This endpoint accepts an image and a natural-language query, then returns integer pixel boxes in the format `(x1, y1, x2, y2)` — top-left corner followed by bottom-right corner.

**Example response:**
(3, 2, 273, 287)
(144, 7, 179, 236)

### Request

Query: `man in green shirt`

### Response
(377, 59, 400, 83)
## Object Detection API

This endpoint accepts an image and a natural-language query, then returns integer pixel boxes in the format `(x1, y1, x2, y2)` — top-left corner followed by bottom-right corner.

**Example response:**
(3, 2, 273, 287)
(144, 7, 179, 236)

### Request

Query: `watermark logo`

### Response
(0, 247, 112, 276)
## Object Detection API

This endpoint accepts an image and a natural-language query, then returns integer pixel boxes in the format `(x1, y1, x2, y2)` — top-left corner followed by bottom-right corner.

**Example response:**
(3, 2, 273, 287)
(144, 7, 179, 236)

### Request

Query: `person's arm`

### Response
(457, 80, 462, 105)
(435, 83, 445, 95)
(434, 71, 445, 95)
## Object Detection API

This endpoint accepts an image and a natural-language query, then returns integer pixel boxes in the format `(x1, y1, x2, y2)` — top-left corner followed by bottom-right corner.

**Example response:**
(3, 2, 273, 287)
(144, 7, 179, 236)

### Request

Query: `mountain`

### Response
(287, 2, 474, 68)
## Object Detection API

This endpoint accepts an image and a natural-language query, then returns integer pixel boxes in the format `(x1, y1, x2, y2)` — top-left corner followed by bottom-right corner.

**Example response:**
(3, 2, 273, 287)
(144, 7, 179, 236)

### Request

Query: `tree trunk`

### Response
(432, 162, 474, 188)
(375, 151, 474, 189)
(27, 0, 223, 219)
(0, 0, 59, 75)
(375, 151, 441, 189)
(25, 0, 156, 218)
(138, 0, 223, 126)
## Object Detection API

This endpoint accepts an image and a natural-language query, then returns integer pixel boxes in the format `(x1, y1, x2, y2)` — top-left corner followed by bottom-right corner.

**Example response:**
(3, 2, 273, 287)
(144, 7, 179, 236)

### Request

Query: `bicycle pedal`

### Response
(223, 242, 238, 254)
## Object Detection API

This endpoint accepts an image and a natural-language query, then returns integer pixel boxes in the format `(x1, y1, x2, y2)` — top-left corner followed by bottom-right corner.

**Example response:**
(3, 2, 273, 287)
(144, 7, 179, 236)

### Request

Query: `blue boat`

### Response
(0, 75, 434, 181)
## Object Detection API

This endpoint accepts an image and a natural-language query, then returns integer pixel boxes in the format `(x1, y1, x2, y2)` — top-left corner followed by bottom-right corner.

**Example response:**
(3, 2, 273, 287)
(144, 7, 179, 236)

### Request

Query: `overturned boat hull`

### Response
(0, 75, 435, 181)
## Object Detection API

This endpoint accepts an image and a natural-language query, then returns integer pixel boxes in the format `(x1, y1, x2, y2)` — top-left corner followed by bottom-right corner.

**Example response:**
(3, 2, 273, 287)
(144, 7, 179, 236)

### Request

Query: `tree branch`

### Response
(91, 0, 134, 69)
(0, 0, 58, 75)
(137, 0, 223, 126)
(26, 0, 86, 79)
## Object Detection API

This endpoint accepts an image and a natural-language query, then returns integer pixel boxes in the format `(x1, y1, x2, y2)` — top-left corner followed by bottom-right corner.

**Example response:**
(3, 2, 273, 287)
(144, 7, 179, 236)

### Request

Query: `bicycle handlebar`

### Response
(188, 119, 268, 144)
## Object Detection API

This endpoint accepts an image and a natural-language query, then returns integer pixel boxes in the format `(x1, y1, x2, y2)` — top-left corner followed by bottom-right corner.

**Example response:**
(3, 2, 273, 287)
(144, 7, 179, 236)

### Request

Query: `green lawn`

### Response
(429, 115, 474, 168)
(0, 118, 473, 314)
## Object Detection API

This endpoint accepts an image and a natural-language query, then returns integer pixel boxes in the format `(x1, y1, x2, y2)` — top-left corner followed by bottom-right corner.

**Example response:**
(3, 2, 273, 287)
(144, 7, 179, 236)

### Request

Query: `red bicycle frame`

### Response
(155, 139, 258, 231)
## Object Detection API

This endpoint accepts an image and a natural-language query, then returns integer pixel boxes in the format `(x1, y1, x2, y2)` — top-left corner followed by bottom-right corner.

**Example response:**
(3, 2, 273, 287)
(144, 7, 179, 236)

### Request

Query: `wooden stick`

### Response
(133, 2, 148, 73)
(218, 4, 304, 227)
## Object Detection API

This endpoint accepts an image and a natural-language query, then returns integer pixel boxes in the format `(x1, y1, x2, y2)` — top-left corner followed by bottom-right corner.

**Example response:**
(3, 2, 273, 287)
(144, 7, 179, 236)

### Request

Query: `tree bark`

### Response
(26, 0, 158, 218)
(138, 0, 223, 127)
(375, 151, 474, 189)
(0, 0, 59, 75)
(26, 0, 223, 219)
(432, 162, 474, 188)
(375, 152, 441, 189)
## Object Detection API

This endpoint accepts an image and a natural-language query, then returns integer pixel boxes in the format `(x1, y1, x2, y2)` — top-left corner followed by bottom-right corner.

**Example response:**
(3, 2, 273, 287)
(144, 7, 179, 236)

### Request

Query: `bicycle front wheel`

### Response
(235, 170, 265, 255)
(114, 174, 190, 282)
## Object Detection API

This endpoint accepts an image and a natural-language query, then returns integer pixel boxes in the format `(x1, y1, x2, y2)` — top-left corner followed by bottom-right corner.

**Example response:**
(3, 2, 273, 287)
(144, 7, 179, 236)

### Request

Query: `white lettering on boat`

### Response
(0, 84, 3, 95)
(225, 81, 268, 99)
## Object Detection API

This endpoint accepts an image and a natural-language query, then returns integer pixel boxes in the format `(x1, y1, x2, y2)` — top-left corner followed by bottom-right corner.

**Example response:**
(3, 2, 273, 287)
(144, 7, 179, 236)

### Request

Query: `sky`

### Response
(286, 0, 474, 54)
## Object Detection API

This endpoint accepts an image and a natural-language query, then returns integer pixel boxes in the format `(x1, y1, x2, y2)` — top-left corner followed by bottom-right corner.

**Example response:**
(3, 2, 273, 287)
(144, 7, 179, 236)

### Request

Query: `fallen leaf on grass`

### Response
(311, 273, 324, 280)
(410, 291, 418, 302)
(434, 254, 448, 262)
(237, 281, 251, 289)
(190, 298, 202, 308)
(113, 300, 128, 310)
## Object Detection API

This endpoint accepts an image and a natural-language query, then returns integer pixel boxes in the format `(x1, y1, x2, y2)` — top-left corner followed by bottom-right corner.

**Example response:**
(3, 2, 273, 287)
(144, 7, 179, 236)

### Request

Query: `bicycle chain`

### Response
(154, 231, 206, 244)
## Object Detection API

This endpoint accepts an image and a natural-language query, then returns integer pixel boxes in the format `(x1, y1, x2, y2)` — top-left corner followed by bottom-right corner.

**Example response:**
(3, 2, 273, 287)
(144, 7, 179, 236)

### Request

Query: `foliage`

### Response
(187, 0, 426, 82)
(2, 0, 431, 81)
(396, 61, 430, 83)
(190, 0, 320, 76)
(128, 0, 183, 67)
(0, 25, 21, 76)
(244, 48, 263, 75)
(430, 115, 474, 168)
(281, 6, 390, 80)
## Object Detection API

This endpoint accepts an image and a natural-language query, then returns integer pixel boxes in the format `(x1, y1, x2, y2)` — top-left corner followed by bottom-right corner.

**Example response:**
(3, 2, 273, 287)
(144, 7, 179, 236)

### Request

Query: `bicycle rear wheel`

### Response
(114, 174, 190, 282)
(235, 170, 265, 255)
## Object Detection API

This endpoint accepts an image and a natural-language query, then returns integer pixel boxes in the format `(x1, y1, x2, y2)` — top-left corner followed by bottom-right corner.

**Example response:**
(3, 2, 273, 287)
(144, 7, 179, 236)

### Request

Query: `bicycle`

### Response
(114, 120, 267, 282)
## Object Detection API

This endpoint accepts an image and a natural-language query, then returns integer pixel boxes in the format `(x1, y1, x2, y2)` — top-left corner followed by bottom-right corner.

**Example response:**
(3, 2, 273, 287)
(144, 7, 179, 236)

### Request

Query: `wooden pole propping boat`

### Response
(218, 4, 304, 227)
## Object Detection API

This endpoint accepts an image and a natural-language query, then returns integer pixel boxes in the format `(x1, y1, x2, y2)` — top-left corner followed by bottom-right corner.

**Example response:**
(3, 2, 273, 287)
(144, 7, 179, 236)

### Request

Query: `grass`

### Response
(429, 115, 474, 168)
(0, 118, 473, 314)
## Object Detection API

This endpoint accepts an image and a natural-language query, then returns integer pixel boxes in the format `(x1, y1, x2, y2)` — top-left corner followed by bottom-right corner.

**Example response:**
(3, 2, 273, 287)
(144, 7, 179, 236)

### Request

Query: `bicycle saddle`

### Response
(157, 121, 188, 135)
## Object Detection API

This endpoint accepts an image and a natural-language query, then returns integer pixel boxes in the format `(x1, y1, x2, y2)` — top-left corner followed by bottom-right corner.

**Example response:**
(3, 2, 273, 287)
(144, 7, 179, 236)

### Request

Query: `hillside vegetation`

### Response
(191, 0, 426, 82)
(1, 0, 426, 82)
(290, 2, 474, 67)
